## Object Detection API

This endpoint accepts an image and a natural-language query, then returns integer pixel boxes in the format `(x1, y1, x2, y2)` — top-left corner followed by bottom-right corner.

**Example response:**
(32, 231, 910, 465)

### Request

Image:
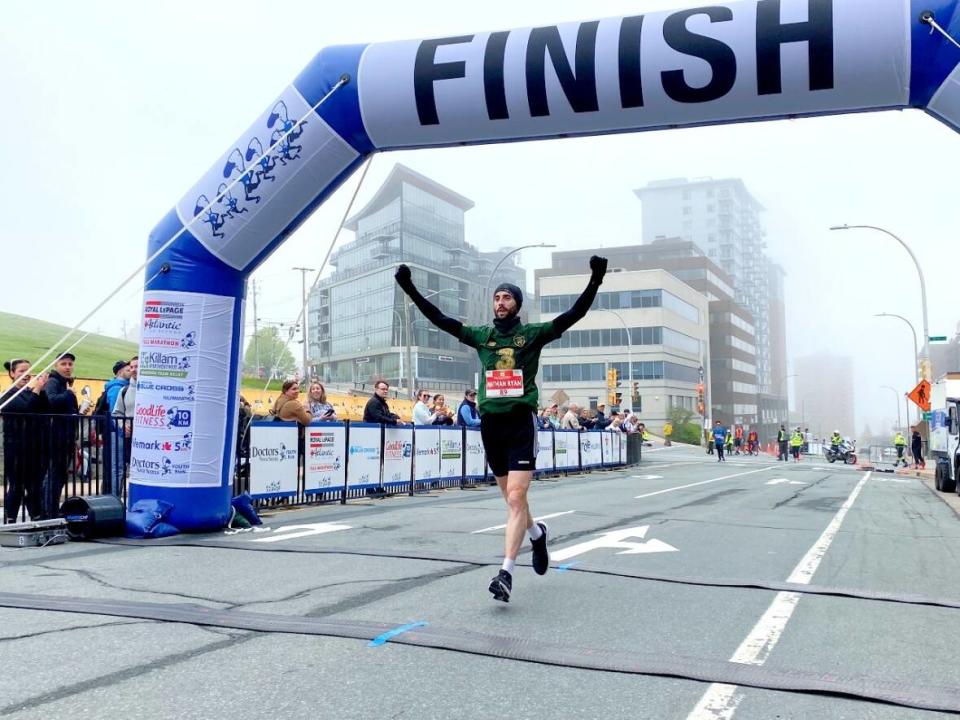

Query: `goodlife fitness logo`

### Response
(143, 299, 185, 332)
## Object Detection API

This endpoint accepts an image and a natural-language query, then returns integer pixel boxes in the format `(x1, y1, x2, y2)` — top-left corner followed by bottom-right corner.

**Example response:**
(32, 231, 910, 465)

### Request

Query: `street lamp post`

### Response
(881, 385, 902, 433)
(599, 309, 632, 413)
(405, 288, 456, 398)
(293, 266, 316, 380)
(800, 392, 816, 430)
(874, 312, 921, 424)
(830, 225, 930, 381)
(482, 243, 557, 308)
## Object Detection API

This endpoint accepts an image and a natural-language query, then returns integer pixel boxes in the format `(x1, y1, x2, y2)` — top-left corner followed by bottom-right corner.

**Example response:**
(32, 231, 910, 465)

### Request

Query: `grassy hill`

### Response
(0, 311, 138, 380)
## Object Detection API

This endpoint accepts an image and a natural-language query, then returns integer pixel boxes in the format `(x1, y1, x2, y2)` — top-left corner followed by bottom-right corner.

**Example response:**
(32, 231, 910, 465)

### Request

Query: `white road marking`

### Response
(686, 473, 871, 720)
(250, 522, 352, 543)
(471, 510, 575, 534)
(551, 525, 678, 562)
(632, 475, 664, 480)
(634, 466, 775, 500)
(765, 478, 807, 486)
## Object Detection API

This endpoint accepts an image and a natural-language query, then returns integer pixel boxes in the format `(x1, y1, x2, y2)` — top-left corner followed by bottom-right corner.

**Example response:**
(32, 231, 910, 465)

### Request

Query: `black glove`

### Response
(589, 255, 608, 283)
(394, 264, 412, 288)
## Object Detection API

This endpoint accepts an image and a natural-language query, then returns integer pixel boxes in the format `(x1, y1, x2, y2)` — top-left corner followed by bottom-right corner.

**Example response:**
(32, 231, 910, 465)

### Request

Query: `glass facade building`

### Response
(308, 164, 525, 394)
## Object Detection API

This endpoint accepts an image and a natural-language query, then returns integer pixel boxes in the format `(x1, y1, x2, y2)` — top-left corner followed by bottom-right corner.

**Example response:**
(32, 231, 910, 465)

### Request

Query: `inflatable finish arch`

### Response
(133, 0, 960, 530)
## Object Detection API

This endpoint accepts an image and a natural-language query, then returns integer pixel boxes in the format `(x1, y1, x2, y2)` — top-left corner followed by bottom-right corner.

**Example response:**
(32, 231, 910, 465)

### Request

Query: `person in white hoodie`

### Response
(412, 389, 439, 425)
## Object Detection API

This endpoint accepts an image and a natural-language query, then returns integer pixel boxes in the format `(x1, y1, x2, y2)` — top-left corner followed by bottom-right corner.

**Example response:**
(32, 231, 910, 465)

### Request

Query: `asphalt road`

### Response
(2, 445, 960, 719)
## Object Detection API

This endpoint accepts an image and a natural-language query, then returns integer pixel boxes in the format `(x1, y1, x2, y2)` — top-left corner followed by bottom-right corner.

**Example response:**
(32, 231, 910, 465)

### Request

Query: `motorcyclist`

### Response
(830, 431, 842, 453)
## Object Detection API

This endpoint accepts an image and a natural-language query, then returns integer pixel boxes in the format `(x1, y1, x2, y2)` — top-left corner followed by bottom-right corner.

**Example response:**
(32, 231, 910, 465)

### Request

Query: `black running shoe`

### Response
(489, 569, 512, 602)
(531, 522, 550, 576)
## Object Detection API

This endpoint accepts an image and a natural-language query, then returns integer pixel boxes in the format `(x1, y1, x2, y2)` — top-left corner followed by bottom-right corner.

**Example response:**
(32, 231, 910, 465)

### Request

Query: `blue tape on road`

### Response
(556, 562, 578, 573)
(368, 621, 429, 647)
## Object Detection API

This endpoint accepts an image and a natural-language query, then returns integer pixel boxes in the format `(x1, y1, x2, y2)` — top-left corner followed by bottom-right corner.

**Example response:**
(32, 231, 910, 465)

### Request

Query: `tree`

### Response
(243, 327, 296, 378)
(668, 406, 701, 445)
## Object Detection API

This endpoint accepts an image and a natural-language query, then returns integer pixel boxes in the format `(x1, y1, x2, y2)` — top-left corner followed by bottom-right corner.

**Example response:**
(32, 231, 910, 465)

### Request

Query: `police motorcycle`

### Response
(823, 438, 857, 465)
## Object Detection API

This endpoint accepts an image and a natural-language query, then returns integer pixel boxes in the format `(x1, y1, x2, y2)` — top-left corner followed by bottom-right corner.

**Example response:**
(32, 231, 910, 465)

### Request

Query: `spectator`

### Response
(1, 359, 48, 522)
(412, 389, 438, 425)
(272, 380, 312, 425)
(112, 356, 139, 487)
(593, 402, 609, 429)
(364, 380, 401, 425)
(561, 404, 582, 430)
(307, 381, 336, 421)
(537, 408, 552, 430)
(579, 406, 598, 429)
(545, 403, 561, 429)
(430, 394, 455, 425)
(40, 352, 79, 519)
(456, 389, 482, 427)
(98, 360, 130, 495)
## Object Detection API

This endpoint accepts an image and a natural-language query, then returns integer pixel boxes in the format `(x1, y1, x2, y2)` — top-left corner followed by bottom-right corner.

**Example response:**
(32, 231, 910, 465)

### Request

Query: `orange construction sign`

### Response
(907, 380, 931, 412)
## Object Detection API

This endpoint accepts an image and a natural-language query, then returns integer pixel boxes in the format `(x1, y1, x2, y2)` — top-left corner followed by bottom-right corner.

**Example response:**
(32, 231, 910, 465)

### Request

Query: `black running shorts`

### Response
(479, 408, 539, 477)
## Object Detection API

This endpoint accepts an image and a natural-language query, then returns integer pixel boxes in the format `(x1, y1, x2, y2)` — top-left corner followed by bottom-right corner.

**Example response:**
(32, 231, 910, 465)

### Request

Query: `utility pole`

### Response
(293, 267, 315, 381)
(251, 279, 260, 378)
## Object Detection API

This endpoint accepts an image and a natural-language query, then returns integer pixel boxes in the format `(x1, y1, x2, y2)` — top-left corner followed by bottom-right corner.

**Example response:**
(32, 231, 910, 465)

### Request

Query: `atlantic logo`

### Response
(144, 318, 183, 332)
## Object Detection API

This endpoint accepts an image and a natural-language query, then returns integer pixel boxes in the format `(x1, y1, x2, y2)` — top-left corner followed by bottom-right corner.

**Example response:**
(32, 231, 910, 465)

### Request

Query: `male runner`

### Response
(396, 256, 607, 602)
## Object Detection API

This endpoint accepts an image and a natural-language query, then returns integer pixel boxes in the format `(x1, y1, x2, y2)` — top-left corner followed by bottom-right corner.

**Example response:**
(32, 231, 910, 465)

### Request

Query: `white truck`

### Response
(930, 373, 960, 493)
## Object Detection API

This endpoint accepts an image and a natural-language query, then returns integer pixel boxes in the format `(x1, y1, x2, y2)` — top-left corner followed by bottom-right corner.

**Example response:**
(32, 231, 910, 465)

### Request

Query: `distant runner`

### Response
(396, 255, 608, 602)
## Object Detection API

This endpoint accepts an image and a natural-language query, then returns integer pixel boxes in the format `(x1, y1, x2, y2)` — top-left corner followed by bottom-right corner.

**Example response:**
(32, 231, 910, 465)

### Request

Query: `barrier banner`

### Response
(347, 423, 382, 489)
(581, 431, 603, 468)
(438, 427, 464, 481)
(601, 431, 614, 466)
(554, 430, 579, 470)
(249, 422, 299, 499)
(383, 425, 414, 487)
(619, 433, 626, 464)
(131, 290, 233, 488)
(536, 430, 554, 474)
(464, 428, 486, 479)
(414, 426, 441, 483)
(304, 422, 346, 494)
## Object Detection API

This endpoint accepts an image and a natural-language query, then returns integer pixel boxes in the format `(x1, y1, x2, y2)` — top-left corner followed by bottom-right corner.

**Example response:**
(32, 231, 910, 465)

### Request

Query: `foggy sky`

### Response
(1, 0, 956, 435)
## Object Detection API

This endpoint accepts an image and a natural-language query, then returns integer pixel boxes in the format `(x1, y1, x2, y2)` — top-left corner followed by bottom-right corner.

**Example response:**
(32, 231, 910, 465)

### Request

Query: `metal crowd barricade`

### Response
(240, 421, 634, 511)
(1, 413, 133, 525)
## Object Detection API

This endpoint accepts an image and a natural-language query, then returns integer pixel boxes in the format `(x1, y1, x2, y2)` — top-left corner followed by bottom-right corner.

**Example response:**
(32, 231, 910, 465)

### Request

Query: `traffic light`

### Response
(606, 367, 618, 389)
(607, 391, 618, 406)
(631, 381, 640, 402)
(614, 392, 622, 407)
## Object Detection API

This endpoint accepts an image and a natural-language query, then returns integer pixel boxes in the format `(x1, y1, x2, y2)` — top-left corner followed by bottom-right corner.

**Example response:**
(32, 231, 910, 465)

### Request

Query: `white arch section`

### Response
(134, 0, 960, 531)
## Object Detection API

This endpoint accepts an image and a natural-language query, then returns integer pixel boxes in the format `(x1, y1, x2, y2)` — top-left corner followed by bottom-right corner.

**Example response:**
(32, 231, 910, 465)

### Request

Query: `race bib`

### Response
(486, 369, 524, 397)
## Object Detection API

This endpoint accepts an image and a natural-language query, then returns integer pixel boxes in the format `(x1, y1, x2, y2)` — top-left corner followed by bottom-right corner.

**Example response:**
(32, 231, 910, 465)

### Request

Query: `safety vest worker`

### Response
(894, 432, 906, 447)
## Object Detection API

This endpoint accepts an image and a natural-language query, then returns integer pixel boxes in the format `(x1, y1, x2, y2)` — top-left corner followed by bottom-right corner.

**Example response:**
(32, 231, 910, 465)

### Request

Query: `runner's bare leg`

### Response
(497, 471, 534, 560)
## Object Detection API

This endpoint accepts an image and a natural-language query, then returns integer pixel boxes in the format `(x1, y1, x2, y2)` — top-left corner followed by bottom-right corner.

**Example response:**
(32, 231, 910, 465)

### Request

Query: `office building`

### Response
(536, 268, 709, 433)
(308, 164, 525, 394)
(794, 354, 855, 439)
(540, 240, 759, 429)
(634, 177, 788, 437)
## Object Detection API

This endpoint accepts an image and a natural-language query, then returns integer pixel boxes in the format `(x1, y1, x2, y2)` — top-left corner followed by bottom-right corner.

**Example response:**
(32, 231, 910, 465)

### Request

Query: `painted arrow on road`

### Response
(552, 525, 677, 562)
(250, 522, 352, 543)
